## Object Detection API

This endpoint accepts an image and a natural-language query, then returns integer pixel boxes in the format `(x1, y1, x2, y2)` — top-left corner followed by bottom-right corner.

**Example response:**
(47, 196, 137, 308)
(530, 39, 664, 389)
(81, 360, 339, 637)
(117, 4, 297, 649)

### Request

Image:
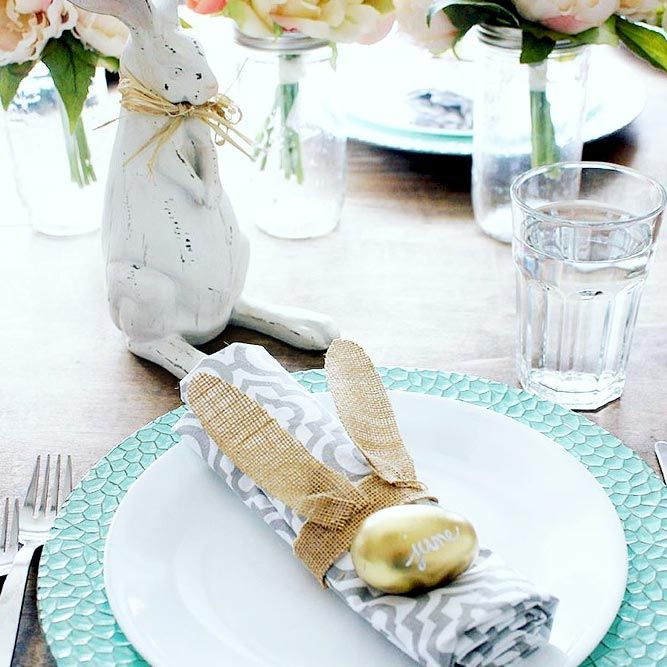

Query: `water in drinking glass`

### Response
(515, 202, 653, 409)
(511, 163, 665, 410)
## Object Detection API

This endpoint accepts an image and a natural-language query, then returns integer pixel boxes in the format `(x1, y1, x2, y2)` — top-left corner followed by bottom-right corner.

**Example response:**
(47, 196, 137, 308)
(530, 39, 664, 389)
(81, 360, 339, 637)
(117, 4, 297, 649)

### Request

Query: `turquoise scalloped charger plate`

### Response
(38, 369, 667, 666)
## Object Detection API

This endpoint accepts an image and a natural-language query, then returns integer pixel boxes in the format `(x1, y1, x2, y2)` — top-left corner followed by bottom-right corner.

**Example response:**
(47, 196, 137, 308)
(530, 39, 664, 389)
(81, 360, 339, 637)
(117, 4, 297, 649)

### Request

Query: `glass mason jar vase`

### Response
(472, 26, 590, 244)
(3, 64, 114, 236)
(231, 31, 347, 239)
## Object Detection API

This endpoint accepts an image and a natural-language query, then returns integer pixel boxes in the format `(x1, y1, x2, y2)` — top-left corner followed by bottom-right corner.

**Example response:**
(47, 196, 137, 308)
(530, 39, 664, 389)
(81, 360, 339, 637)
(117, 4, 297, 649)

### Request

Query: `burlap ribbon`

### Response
(115, 69, 253, 172)
(186, 340, 436, 585)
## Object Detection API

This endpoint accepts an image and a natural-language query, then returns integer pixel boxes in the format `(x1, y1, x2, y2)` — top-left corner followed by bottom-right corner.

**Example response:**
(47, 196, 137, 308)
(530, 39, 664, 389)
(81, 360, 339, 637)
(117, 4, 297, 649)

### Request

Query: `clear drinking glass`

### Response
(512, 162, 666, 410)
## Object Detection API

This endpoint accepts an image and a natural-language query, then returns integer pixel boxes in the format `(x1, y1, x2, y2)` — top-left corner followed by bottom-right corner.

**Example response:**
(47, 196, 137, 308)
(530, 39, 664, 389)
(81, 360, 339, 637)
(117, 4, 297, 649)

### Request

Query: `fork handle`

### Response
(0, 543, 38, 667)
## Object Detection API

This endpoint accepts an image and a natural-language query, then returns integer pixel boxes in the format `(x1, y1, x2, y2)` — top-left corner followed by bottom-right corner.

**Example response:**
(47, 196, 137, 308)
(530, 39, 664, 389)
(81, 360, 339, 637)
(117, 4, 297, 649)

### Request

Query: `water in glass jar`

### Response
(514, 201, 653, 409)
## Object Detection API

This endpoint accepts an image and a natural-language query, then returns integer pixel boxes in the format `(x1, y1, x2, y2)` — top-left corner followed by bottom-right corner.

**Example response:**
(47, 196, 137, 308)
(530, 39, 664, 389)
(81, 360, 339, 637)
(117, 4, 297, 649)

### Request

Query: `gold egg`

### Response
(350, 504, 478, 595)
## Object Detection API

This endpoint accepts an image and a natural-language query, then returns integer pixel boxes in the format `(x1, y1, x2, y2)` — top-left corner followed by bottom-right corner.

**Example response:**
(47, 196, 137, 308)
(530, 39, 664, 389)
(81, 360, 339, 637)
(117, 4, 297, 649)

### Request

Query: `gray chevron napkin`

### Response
(174, 343, 558, 667)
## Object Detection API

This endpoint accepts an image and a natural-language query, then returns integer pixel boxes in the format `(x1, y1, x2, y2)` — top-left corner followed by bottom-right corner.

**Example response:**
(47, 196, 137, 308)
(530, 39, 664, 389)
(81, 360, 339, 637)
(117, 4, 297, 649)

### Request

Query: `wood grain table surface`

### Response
(1, 56, 666, 667)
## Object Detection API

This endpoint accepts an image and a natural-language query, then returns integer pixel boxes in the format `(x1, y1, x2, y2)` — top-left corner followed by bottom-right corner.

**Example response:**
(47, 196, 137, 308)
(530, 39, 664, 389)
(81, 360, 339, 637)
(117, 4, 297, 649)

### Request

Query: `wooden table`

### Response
(1, 56, 666, 667)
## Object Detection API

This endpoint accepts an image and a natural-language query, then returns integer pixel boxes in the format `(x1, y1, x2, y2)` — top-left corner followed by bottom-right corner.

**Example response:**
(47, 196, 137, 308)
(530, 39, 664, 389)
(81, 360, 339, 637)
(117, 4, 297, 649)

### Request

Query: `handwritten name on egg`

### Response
(404, 526, 461, 571)
(350, 504, 479, 594)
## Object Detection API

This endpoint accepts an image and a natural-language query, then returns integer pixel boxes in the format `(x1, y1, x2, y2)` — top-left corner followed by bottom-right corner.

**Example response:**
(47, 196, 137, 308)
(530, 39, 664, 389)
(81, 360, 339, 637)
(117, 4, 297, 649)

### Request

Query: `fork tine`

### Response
(49, 454, 61, 514)
(24, 455, 40, 513)
(9, 499, 19, 549)
(39, 454, 51, 515)
(64, 455, 73, 498)
(1, 498, 7, 551)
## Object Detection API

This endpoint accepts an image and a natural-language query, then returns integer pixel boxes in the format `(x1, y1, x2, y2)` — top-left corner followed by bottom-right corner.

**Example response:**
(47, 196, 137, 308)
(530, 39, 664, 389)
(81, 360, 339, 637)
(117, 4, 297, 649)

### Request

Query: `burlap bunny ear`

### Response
(325, 339, 423, 489)
(186, 341, 435, 585)
(187, 373, 367, 530)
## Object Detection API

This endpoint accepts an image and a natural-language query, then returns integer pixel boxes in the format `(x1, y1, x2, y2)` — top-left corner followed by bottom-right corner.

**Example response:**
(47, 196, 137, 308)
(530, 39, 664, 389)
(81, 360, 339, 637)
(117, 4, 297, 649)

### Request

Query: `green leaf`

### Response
(223, 0, 242, 23)
(427, 0, 519, 37)
(530, 86, 559, 166)
(575, 16, 619, 47)
(521, 30, 555, 63)
(0, 61, 35, 110)
(616, 16, 667, 71)
(520, 22, 574, 43)
(519, 15, 619, 63)
(521, 16, 617, 48)
(96, 54, 120, 72)
(41, 31, 97, 133)
(179, 16, 193, 29)
(224, 0, 247, 25)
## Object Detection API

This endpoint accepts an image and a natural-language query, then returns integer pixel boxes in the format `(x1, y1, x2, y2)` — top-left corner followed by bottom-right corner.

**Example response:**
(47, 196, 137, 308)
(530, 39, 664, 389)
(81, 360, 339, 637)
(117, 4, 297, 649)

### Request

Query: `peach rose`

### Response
(0, 0, 76, 65)
(394, 0, 458, 52)
(75, 9, 128, 58)
(226, 0, 394, 43)
(186, 0, 228, 14)
(356, 12, 395, 44)
(511, 0, 619, 34)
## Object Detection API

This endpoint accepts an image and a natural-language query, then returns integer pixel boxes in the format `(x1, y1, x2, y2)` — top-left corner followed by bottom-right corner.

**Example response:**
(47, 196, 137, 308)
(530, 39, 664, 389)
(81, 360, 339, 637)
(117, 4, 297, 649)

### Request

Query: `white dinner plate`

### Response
(105, 392, 627, 667)
(341, 39, 645, 155)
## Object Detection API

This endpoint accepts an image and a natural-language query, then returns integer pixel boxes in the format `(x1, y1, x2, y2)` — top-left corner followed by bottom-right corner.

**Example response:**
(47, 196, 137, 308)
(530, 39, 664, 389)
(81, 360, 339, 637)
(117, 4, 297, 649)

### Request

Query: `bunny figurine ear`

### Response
(151, 0, 180, 29)
(68, 0, 155, 32)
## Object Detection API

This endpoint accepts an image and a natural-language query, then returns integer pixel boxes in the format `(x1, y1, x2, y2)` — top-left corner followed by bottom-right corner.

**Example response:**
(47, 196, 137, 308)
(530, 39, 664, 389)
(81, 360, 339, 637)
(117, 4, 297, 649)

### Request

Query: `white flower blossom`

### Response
(394, 0, 458, 53)
(74, 9, 128, 59)
(511, 0, 619, 34)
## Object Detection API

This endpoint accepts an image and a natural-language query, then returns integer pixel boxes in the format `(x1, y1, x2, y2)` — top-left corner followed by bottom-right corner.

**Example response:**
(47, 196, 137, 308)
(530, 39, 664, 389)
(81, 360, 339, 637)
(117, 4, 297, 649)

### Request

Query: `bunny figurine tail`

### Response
(231, 296, 340, 351)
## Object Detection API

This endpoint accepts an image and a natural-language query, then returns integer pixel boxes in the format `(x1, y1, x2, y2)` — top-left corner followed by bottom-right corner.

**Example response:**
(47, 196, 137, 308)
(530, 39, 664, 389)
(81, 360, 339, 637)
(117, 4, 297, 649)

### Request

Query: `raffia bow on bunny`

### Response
(69, 0, 339, 379)
(115, 67, 254, 173)
(186, 339, 479, 593)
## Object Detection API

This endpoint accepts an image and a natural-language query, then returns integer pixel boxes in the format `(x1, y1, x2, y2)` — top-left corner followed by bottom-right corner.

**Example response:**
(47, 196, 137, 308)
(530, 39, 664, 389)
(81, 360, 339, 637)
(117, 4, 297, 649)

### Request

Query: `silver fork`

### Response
(0, 455, 72, 667)
(0, 499, 19, 577)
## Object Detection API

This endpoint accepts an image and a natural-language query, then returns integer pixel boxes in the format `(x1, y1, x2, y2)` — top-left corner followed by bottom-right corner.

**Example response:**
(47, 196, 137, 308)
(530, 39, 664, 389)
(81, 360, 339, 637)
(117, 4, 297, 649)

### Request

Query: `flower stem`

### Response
(529, 62, 559, 168)
(279, 78, 303, 183)
(58, 92, 96, 188)
(254, 54, 304, 185)
(74, 118, 96, 186)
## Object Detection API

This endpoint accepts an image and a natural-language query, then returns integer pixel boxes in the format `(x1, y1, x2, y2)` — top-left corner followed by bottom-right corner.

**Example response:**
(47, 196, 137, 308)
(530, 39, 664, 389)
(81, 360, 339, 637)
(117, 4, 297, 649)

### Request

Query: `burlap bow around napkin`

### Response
(175, 341, 558, 667)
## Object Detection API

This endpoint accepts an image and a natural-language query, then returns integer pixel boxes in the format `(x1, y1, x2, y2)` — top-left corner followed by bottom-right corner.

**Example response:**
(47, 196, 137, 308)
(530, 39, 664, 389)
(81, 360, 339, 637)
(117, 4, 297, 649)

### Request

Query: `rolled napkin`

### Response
(174, 342, 558, 667)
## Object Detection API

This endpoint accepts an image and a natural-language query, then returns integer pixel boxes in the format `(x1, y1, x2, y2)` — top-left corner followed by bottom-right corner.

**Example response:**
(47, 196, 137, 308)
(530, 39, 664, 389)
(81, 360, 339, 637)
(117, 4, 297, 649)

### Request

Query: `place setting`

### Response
(1, 0, 667, 665)
(35, 335, 665, 667)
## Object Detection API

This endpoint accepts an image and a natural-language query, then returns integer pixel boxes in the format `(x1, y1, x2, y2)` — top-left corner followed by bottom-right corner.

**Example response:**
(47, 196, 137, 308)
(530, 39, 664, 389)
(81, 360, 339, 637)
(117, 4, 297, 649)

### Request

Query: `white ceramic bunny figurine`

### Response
(71, 0, 338, 378)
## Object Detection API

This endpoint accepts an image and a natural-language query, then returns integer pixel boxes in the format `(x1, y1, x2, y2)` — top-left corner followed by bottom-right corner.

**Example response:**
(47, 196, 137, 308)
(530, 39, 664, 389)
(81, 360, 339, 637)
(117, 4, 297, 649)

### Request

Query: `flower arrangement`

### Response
(187, 0, 394, 43)
(188, 0, 394, 183)
(0, 0, 128, 185)
(394, 0, 667, 165)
